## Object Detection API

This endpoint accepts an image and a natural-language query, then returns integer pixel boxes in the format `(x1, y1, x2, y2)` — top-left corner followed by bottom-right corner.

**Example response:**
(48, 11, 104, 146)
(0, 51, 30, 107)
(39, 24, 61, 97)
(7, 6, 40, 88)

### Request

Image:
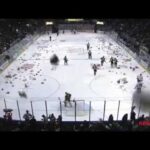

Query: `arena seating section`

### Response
(104, 19, 150, 54)
(0, 113, 150, 131)
(0, 19, 44, 54)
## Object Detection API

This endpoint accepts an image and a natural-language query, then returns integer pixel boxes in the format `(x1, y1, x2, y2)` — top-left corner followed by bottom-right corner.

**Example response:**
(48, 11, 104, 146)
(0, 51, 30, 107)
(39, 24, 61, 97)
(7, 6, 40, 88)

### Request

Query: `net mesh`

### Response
(62, 100, 89, 116)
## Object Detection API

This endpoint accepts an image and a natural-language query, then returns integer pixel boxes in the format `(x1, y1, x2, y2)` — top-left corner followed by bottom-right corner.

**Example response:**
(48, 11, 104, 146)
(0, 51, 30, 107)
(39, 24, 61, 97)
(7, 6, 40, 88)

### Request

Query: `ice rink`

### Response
(0, 31, 150, 121)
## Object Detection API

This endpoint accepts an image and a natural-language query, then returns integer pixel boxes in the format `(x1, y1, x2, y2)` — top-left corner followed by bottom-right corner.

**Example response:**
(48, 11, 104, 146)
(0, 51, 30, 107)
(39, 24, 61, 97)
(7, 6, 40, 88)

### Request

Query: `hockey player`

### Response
(100, 56, 106, 66)
(135, 82, 143, 93)
(74, 30, 76, 34)
(137, 74, 143, 83)
(88, 50, 92, 59)
(114, 58, 118, 68)
(64, 56, 68, 65)
(25, 83, 28, 88)
(64, 92, 72, 107)
(110, 57, 114, 68)
(93, 64, 97, 76)
(49, 36, 52, 41)
(87, 42, 90, 50)
(50, 54, 60, 70)
(57, 31, 59, 36)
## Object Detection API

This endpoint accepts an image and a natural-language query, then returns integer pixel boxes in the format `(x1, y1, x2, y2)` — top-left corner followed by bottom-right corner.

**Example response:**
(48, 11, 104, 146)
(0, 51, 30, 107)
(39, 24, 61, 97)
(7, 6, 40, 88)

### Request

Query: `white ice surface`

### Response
(0, 32, 150, 121)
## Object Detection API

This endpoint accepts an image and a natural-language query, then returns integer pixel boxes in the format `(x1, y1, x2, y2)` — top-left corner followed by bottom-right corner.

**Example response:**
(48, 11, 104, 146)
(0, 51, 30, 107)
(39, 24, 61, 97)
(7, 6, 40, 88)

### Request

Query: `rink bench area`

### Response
(0, 117, 150, 131)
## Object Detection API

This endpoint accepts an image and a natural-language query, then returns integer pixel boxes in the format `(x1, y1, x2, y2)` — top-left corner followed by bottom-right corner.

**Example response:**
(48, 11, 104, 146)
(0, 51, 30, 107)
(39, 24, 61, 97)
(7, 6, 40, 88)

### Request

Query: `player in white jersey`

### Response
(135, 82, 143, 93)
(137, 74, 143, 83)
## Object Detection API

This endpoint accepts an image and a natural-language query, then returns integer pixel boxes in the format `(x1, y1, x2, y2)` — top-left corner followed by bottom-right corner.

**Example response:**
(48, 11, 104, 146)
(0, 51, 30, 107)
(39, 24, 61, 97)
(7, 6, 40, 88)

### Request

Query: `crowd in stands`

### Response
(58, 24, 95, 31)
(103, 19, 150, 55)
(1, 19, 150, 55)
(0, 19, 44, 54)
(0, 106, 150, 131)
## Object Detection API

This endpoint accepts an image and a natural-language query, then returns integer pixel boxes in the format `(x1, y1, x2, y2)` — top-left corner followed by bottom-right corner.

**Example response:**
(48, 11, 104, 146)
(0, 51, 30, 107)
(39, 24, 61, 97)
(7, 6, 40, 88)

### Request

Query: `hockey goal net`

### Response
(62, 100, 89, 116)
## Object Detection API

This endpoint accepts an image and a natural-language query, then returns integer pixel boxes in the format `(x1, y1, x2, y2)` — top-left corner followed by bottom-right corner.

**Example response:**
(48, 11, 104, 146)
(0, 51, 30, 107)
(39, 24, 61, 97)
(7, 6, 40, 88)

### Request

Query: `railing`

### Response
(0, 96, 149, 122)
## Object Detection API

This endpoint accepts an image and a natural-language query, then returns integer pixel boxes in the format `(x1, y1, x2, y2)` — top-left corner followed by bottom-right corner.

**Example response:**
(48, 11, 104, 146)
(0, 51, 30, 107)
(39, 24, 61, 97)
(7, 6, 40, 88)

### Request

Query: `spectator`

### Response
(83, 120, 88, 131)
(57, 115, 62, 127)
(108, 114, 114, 124)
(3, 109, 13, 121)
(79, 123, 84, 131)
(48, 113, 56, 131)
(41, 114, 48, 124)
(137, 114, 145, 122)
(130, 106, 136, 123)
(7, 112, 12, 121)
(122, 113, 128, 128)
(49, 113, 56, 123)
(23, 110, 32, 122)
(29, 116, 37, 131)
(89, 123, 95, 131)
(73, 125, 79, 132)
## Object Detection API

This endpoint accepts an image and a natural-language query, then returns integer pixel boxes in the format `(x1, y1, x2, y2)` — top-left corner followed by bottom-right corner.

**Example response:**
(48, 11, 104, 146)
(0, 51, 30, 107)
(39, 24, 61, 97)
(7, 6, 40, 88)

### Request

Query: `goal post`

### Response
(75, 100, 86, 113)
(61, 99, 89, 116)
